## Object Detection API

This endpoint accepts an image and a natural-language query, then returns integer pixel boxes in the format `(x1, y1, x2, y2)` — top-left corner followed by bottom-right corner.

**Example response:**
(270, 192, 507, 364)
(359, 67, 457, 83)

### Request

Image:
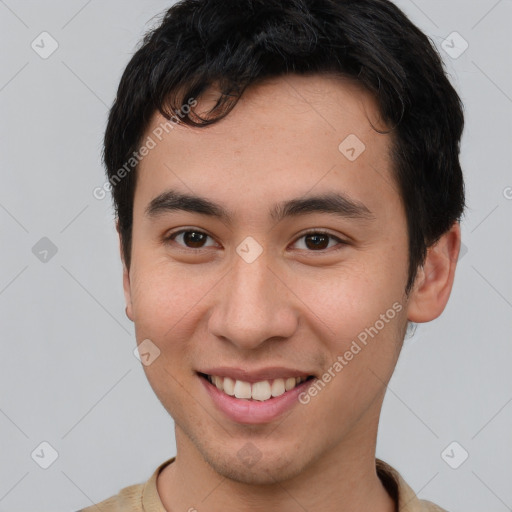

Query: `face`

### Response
(123, 74, 413, 484)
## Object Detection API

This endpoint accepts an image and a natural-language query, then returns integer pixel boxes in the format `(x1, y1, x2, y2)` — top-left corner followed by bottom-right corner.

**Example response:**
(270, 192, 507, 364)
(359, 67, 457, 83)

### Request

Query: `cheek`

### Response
(130, 263, 214, 342)
(307, 299, 405, 430)
(291, 255, 407, 342)
(290, 249, 407, 399)
(128, 262, 213, 417)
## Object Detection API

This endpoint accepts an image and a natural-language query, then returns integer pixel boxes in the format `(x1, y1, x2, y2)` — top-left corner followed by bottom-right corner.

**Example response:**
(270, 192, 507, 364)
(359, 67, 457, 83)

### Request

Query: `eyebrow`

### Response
(145, 189, 375, 225)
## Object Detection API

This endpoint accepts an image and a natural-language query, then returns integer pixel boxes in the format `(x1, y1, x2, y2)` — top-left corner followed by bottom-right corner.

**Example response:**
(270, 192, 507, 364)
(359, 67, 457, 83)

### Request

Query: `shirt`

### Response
(76, 457, 448, 511)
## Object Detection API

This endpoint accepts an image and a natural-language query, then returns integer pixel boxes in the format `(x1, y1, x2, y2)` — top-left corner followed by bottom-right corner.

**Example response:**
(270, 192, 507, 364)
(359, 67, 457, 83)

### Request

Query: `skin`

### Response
(119, 73, 461, 512)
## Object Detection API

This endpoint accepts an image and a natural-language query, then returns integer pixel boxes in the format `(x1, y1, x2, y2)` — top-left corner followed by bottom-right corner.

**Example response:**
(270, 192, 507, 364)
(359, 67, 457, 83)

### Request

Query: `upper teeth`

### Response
(207, 375, 308, 401)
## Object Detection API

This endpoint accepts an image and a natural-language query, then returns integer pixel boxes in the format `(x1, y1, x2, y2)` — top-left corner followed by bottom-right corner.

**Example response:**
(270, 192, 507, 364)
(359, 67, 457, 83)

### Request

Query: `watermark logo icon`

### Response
(31, 32, 59, 59)
(441, 441, 469, 469)
(441, 32, 468, 59)
(31, 441, 59, 469)
(134, 339, 161, 366)
(236, 236, 263, 263)
(32, 237, 58, 263)
(237, 442, 262, 467)
(338, 134, 366, 162)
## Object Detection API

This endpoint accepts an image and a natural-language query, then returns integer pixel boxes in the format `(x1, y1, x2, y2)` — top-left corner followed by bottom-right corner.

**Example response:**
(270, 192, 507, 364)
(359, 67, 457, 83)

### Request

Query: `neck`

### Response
(157, 425, 396, 512)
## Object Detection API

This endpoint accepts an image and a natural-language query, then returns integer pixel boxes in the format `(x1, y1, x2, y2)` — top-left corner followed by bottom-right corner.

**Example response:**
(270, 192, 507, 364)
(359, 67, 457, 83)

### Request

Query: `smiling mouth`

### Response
(198, 372, 315, 401)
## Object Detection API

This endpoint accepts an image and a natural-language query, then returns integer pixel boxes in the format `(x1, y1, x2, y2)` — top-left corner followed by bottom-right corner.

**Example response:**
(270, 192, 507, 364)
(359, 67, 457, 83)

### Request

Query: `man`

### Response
(79, 0, 464, 510)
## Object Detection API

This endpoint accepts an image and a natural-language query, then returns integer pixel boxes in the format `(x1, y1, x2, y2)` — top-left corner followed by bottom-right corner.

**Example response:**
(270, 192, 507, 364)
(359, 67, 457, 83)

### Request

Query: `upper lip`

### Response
(197, 366, 314, 383)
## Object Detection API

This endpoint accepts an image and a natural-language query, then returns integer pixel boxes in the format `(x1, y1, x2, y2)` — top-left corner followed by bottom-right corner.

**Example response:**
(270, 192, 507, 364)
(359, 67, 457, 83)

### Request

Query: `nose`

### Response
(208, 251, 299, 350)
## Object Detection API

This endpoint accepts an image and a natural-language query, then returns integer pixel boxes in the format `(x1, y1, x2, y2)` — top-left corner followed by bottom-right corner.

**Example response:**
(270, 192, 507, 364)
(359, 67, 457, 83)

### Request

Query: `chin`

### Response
(202, 447, 305, 486)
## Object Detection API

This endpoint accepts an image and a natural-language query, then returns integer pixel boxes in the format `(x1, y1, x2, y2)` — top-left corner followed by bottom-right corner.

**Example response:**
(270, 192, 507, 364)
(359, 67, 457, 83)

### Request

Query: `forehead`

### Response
(135, 73, 401, 225)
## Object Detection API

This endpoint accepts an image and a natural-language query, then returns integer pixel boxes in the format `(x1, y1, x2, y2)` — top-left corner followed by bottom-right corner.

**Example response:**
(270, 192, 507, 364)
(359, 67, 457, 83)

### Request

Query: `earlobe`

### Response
(407, 222, 461, 323)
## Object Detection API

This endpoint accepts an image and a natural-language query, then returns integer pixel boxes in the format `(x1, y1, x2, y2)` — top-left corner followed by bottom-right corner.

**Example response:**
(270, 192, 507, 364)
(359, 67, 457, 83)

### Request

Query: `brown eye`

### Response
(167, 230, 215, 249)
(293, 231, 346, 252)
(304, 233, 330, 250)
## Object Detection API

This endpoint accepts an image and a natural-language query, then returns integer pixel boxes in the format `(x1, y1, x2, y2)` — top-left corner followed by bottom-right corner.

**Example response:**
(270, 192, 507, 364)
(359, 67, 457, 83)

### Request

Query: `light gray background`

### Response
(0, 1, 511, 511)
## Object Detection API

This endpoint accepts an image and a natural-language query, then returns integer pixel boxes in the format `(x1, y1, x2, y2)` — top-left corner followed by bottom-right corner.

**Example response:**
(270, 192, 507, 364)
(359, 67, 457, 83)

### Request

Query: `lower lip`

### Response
(199, 374, 315, 424)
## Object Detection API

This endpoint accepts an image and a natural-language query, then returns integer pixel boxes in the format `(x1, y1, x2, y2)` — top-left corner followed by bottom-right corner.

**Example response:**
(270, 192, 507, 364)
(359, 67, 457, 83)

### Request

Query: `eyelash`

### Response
(165, 229, 347, 253)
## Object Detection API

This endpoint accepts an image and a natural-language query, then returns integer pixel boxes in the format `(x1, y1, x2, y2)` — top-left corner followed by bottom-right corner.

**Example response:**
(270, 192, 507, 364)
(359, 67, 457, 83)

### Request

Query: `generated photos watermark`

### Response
(93, 97, 198, 200)
(298, 301, 403, 404)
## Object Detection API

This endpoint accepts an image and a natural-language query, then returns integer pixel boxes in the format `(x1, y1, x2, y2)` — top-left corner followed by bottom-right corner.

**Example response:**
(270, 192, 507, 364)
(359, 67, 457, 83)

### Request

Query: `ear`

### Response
(117, 220, 134, 322)
(407, 222, 461, 323)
